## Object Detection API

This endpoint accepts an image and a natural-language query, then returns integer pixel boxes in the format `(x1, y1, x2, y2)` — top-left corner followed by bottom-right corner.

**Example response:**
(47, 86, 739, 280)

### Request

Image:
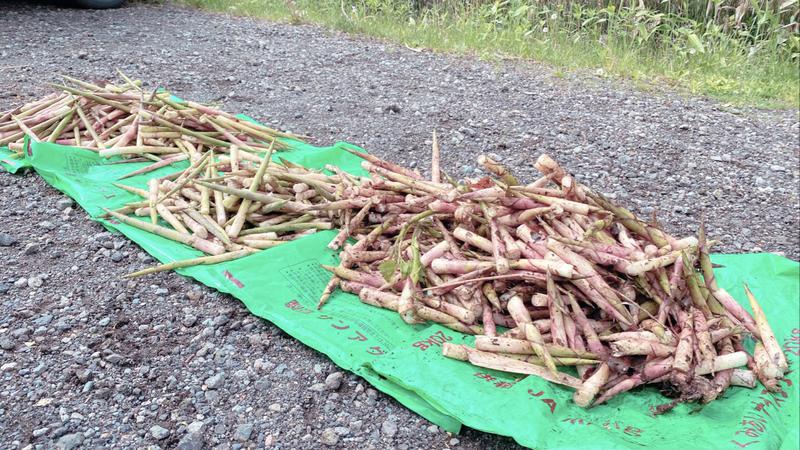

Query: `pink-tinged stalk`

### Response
(550, 218, 579, 240)
(497, 205, 555, 226)
(671, 310, 694, 374)
(458, 186, 507, 201)
(506, 294, 532, 326)
(524, 180, 554, 197)
(514, 259, 576, 279)
(428, 200, 457, 213)
(316, 276, 340, 309)
(321, 265, 384, 289)
(488, 217, 511, 274)
(430, 258, 490, 275)
(744, 283, 787, 373)
(344, 249, 390, 263)
(482, 297, 497, 337)
(515, 224, 545, 254)
(357, 287, 401, 311)
(563, 314, 578, 349)
(547, 274, 568, 347)
(533, 154, 567, 181)
(461, 347, 583, 388)
(710, 326, 743, 343)
(595, 374, 643, 405)
(517, 240, 545, 260)
(623, 248, 687, 276)
(492, 313, 516, 328)
(498, 225, 522, 259)
(616, 225, 640, 250)
(669, 257, 684, 299)
(420, 241, 451, 267)
(730, 369, 756, 388)
(522, 192, 598, 215)
(452, 227, 493, 253)
(562, 216, 587, 238)
(645, 271, 669, 304)
(712, 288, 759, 337)
(345, 148, 424, 180)
(498, 197, 543, 210)
(643, 357, 674, 381)
(398, 278, 419, 324)
(572, 335, 591, 379)
(609, 339, 675, 357)
(95, 109, 126, 129)
(753, 342, 780, 391)
(566, 293, 607, 357)
(546, 238, 632, 325)
(328, 199, 373, 250)
(693, 308, 717, 373)
(573, 363, 609, 407)
(430, 268, 495, 296)
(571, 246, 629, 268)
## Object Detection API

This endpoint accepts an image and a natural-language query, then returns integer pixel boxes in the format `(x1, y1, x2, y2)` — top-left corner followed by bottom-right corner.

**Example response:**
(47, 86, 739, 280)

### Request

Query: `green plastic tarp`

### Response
(2, 137, 798, 450)
(0, 146, 30, 173)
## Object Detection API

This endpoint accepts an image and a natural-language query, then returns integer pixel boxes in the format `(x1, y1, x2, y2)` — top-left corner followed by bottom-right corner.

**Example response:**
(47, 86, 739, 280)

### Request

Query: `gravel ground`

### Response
(0, 2, 798, 449)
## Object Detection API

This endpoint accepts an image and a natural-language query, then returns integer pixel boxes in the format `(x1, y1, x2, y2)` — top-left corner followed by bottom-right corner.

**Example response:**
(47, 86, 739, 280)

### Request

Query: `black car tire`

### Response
(75, 0, 125, 9)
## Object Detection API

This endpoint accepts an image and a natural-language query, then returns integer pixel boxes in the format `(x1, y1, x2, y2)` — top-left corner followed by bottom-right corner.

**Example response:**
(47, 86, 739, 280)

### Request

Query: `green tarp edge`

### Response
(4, 136, 799, 450)
(1, 146, 29, 173)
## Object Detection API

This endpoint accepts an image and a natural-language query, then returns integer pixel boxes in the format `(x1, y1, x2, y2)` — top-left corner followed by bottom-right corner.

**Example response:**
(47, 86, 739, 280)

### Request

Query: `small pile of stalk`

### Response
(109, 144, 349, 278)
(0, 72, 301, 161)
(311, 149, 788, 410)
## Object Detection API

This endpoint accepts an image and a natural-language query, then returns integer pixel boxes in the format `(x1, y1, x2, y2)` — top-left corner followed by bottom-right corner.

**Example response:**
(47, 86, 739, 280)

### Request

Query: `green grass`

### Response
(181, 0, 799, 109)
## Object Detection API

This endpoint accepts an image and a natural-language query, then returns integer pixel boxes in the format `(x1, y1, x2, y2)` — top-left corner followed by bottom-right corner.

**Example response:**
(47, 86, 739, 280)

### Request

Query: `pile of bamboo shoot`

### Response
(315, 150, 788, 409)
(0, 73, 300, 161)
(108, 147, 349, 278)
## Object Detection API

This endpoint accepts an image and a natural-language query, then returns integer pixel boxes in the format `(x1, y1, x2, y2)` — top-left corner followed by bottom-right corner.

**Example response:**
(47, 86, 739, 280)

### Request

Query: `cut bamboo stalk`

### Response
(124, 249, 254, 278)
(104, 208, 224, 255)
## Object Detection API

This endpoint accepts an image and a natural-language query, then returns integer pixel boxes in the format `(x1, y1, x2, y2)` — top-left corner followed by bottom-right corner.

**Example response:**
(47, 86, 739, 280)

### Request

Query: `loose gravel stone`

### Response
(381, 417, 399, 438)
(105, 353, 124, 364)
(56, 198, 74, 210)
(182, 314, 197, 327)
(324, 371, 343, 390)
(23, 242, 40, 255)
(177, 433, 204, 450)
(0, 337, 14, 350)
(205, 372, 226, 389)
(27, 276, 43, 288)
(55, 432, 84, 450)
(0, 232, 17, 246)
(150, 425, 170, 440)
(233, 423, 254, 442)
(320, 428, 339, 446)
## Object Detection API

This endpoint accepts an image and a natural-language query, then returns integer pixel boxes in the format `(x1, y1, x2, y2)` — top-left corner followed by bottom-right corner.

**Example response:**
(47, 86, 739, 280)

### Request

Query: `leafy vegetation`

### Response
(183, 0, 800, 108)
